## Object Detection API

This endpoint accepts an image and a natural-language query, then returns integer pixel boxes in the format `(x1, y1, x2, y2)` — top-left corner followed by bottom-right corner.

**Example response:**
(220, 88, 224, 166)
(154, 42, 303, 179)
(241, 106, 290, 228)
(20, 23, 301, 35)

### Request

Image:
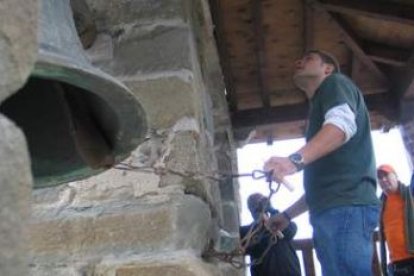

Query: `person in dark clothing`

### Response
(240, 193, 301, 276)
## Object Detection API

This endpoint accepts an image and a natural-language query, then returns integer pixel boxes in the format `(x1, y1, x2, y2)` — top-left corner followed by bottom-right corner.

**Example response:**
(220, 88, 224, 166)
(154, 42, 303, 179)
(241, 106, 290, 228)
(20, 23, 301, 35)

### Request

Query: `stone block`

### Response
(68, 169, 161, 207)
(155, 126, 223, 223)
(0, 0, 38, 103)
(0, 115, 32, 276)
(110, 25, 193, 77)
(85, 0, 189, 29)
(30, 195, 211, 262)
(126, 78, 196, 129)
(217, 263, 244, 276)
(94, 252, 221, 276)
(32, 168, 163, 210)
(221, 202, 240, 233)
(30, 263, 93, 276)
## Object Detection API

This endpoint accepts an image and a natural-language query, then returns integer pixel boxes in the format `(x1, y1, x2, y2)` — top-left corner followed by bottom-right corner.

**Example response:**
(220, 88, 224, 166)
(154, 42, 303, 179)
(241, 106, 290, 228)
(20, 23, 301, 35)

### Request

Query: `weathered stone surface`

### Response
(126, 78, 196, 129)
(85, 0, 188, 29)
(32, 170, 164, 210)
(87, 33, 114, 64)
(0, 0, 38, 103)
(30, 263, 93, 276)
(69, 169, 161, 207)
(115, 264, 210, 276)
(110, 25, 193, 77)
(155, 124, 223, 224)
(30, 195, 211, 262)
(71, 0, 98, 49)
(218, 263, 244, 276)
(0, 115, 32, 276)
(94, 252, 222, 276)
(221, 202, 240, 233)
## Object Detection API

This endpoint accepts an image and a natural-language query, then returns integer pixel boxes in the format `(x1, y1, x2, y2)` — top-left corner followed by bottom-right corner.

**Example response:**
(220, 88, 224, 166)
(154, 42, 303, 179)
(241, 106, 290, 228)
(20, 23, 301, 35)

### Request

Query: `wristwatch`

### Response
(288, 153, 305, 171)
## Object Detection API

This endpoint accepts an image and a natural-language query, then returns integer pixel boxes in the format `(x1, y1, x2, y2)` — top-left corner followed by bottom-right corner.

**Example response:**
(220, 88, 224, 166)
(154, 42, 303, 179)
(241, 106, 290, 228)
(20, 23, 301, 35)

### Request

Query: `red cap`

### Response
(377, 164, 396, 174)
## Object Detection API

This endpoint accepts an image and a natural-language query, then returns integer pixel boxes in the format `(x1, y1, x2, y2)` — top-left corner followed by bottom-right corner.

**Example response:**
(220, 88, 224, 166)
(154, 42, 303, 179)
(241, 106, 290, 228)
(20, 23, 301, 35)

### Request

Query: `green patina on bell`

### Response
(0, 0, 147, 188)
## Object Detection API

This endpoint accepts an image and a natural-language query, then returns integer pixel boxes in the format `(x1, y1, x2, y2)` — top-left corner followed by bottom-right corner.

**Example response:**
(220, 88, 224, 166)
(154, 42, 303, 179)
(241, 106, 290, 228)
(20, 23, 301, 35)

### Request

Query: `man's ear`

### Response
(325, 64, 335, 75)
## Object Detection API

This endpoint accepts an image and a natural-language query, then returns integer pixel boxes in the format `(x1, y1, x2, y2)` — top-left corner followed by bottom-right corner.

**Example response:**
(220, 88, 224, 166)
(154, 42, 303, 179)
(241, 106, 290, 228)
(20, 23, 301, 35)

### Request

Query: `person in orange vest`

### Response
(378, 164, 414, 276)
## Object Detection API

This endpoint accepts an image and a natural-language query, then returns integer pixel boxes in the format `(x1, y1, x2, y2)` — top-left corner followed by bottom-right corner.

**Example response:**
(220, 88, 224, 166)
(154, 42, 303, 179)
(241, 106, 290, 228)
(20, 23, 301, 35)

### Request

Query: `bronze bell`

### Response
(0, 0, 147, 188)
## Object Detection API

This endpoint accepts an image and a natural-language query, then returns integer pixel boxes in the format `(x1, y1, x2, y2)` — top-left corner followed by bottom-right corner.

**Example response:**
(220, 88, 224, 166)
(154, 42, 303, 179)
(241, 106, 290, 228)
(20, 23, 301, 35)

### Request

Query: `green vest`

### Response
(304, 73, 379, 214)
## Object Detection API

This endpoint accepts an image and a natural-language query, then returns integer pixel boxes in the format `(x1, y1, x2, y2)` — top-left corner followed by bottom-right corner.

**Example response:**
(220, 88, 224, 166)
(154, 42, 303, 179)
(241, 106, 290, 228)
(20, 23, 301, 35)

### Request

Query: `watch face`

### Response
(289, 153, 304, 171)
(290, 153, 303, 163)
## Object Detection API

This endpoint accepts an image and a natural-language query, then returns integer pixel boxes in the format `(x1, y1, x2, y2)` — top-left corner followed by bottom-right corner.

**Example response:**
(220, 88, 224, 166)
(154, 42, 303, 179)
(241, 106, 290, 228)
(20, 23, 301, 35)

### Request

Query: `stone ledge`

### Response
(30, 250, 244, 276)
(95, 251, 223, 276)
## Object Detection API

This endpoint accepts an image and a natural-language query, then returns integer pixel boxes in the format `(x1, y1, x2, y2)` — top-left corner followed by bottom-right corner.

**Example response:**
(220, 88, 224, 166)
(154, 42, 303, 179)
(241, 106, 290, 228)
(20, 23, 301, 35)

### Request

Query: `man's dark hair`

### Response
(306, 49, 341, 73)
(247, 193, 267, 213)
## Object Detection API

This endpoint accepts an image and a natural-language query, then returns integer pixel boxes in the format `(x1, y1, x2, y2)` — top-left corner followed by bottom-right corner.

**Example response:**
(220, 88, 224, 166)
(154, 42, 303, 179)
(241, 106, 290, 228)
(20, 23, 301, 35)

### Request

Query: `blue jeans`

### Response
(310, 205, 380, 276)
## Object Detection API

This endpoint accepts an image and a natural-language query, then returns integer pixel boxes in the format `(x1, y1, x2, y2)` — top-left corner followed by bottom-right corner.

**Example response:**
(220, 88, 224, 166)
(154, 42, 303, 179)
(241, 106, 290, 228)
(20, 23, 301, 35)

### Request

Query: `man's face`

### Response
(293, 53, 331, 80)
(377, 170, 399, 195)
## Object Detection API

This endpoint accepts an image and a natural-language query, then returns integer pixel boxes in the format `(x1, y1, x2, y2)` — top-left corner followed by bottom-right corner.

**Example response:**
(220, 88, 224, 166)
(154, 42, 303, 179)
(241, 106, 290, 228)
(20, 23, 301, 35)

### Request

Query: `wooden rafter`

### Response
(232, 102, 308, 129)
(400, 51, 414, 116)
(303, 0, 315, 51)
(389, 48, 414, 102)
(400, 64, 414, 99)
(208, 0, 238, 111)
(251, 0, 271, 108)
(232, 91, 395, 129)
(312, 2, 389, 84)
(320, 0, 414, 26)
(368, 55, 405, 67)
(363, 41, 410, 66)
(406, 48, 414, 65)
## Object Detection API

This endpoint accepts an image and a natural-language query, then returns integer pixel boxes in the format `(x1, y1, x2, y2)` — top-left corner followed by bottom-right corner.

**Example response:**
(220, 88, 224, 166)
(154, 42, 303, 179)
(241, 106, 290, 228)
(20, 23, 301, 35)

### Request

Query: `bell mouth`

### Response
(0, 67, 147, 188)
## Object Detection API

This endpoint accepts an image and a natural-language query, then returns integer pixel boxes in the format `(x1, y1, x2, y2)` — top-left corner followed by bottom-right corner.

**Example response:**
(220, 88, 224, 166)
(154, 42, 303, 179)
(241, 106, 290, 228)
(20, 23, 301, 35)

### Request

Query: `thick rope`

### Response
(114, 164, 285, 268)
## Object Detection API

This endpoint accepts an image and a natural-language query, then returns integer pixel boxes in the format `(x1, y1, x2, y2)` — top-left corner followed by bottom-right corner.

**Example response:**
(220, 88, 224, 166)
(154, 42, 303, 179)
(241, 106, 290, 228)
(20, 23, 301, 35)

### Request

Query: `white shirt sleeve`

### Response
(323, 103, 357, 143)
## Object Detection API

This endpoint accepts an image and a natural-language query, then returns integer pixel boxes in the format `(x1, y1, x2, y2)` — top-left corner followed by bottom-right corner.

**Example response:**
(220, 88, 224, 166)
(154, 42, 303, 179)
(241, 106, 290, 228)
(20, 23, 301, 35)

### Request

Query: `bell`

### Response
(0, 0, 147, 188)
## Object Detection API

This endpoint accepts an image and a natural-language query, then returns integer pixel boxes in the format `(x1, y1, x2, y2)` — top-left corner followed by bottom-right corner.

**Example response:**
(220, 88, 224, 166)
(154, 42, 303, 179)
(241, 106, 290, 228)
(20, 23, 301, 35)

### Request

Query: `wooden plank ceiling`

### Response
(209, 0, 414, 143)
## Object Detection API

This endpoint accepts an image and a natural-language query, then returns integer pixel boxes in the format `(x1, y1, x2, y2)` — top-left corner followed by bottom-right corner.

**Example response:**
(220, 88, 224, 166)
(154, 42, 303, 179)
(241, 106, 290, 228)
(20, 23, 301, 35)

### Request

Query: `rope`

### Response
(114, 163, 286, 269)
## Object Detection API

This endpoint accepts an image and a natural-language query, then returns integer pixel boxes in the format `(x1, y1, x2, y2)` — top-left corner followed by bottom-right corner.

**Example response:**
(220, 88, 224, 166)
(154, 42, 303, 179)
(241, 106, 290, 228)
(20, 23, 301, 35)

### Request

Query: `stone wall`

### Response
(0, 0, 38, 275)
(29, 0, 241, 275)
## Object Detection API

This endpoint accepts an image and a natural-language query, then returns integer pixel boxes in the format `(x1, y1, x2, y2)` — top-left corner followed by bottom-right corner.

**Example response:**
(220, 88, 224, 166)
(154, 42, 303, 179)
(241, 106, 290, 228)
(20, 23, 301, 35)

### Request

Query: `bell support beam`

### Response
(318, 0, 414, 26)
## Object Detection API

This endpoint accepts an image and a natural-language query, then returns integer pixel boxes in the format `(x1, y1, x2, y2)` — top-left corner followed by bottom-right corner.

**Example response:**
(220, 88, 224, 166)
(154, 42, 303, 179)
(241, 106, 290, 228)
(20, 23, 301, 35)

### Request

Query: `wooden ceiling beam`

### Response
(319, 0, 414, 26)
(387, 48, 414, 105)
(232, 102, 308, 129)
(394, 62, 414, 121)
(232, 91, 395, 129)
(303, 0, 315, 51)
(362, 40, 411, 63)
(251, 0, 271, 108)
(368, 55, 406, 67)
(399, 62, 414, 99)
(313, 4, 389, 84)
(208, 0, 238, 112)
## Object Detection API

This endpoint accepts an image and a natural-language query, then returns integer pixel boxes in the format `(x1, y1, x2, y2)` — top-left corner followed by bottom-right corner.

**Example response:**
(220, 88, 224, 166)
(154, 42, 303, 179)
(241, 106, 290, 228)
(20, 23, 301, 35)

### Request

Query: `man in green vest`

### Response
(264, 50, 380, 275)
